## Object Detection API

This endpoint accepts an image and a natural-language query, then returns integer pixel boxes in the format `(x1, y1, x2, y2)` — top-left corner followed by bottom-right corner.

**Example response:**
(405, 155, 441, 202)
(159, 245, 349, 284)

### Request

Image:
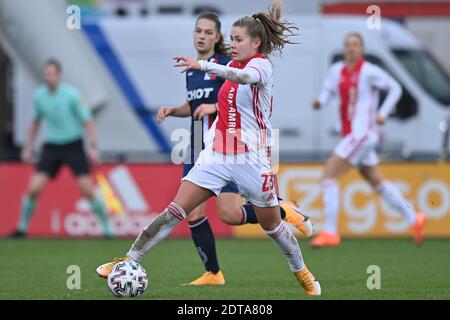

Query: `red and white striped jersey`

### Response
(317, 59, 402, 138)
(200, 53, 274, 154)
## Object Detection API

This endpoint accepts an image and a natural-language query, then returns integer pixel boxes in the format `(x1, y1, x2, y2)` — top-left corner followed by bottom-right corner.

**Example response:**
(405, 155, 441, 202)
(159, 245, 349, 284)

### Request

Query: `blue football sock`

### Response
(189, 217, 220, 274)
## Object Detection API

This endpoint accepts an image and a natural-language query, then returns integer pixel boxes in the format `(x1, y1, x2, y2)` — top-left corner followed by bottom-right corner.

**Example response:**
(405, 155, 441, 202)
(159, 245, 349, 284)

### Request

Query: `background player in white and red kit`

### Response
(97, 0, 321, 296)
(311, 33, 427, 248)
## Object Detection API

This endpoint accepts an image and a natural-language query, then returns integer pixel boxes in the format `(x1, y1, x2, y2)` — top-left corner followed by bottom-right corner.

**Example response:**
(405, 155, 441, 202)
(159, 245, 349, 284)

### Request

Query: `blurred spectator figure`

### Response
(8, 59, 114, 238)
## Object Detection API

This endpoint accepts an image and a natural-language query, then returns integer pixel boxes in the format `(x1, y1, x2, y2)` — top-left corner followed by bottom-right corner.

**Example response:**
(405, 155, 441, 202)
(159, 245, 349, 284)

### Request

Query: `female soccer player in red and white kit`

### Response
(157, 12, 312, 286)
(310, 33, 427, 248)
(97, 0, 321, 295)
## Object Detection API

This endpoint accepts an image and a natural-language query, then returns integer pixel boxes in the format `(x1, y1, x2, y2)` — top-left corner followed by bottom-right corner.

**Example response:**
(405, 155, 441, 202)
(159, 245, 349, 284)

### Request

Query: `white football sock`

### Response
(322, 179, 340, 234)
(376, 181, 416, 225)
(127, 202, 186, 261)
(265, 221, 305, 272)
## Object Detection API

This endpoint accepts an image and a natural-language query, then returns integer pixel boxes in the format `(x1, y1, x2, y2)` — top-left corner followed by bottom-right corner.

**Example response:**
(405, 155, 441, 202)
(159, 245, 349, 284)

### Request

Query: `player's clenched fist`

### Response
(376, 115, 385, 125)
(312, 99, 321, 110)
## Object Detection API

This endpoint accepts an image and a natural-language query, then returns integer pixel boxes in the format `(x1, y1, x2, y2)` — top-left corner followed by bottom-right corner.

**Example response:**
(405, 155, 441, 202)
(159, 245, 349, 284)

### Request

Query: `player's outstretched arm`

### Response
(173, 56, 260, 85)
(157, 101, 190, 123)
(198, 60, 260, 85)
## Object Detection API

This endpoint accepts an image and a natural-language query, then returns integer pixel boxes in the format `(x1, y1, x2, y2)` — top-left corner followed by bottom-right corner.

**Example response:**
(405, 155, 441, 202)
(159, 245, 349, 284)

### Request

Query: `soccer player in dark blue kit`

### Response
(156, 12, 313, 285)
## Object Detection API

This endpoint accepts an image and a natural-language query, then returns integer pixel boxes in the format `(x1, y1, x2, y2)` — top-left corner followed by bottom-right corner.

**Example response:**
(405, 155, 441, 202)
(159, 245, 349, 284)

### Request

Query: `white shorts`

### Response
(182, 147, 279, 207)
(334, 132, 379, 167)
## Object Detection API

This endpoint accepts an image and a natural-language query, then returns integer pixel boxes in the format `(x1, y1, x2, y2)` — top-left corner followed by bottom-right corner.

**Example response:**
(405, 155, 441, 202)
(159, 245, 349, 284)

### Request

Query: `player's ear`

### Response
(213, 32, 220, 44)
(252, 36, 261, 51)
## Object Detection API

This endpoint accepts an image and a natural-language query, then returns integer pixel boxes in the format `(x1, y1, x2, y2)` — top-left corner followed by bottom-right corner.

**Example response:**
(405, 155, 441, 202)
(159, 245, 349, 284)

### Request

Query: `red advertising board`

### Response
(3, 163, 449, 238)
(0, 164, 232, 237)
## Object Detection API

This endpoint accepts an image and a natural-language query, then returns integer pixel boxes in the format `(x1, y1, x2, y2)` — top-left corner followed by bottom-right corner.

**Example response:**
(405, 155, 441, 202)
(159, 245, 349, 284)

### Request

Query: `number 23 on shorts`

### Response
(261, 172, 276, 192)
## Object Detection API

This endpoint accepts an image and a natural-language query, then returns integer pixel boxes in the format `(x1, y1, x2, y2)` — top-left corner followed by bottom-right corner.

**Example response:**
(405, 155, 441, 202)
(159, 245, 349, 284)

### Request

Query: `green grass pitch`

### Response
(1, 238, 449, 299)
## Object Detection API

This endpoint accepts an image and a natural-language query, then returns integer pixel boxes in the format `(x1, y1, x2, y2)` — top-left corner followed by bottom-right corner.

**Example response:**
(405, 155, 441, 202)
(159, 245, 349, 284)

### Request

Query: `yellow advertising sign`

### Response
(233, 163, 450, 238)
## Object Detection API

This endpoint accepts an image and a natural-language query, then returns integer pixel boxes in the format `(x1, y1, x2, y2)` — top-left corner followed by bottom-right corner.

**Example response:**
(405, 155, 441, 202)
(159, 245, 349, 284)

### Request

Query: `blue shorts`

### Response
(182, 163, 239, 194)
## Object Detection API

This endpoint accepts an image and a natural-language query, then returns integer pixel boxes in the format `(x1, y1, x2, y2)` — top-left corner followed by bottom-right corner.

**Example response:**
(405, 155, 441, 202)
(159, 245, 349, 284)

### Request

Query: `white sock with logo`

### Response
(376, 181, 416, 225)
(127, 202, 186, 261)
(265, 221, 305, 272)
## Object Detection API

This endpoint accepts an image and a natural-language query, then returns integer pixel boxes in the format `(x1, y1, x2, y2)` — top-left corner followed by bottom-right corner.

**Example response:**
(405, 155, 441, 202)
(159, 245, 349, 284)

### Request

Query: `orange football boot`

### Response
(310, 232, 341, 248)
(96, 257, 130, 278)
(183, 271, 225, 286)
(412, 212, 427, 246)
(294, 266, 321, 296)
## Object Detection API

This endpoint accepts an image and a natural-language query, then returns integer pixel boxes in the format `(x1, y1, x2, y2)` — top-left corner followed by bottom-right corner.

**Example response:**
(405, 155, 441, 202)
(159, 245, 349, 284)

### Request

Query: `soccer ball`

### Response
(107, 260, 148, 297)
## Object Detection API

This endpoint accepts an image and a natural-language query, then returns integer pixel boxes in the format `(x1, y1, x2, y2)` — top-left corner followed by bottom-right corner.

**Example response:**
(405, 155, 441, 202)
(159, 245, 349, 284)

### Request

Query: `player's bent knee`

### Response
(186, 207, 206, 222)
(218, 207, 241, 225)
(373, 181, 386, 194)
(322, 164, 337, 180)
(27, 184, 45, 199)
(368, 175, 383, 189)
(26, 190, 40, 200)
(253, 205, 281, 230)
(369, 180, 382, 191)
(260, 220, 280, 232)
(80, 187, 95, 200)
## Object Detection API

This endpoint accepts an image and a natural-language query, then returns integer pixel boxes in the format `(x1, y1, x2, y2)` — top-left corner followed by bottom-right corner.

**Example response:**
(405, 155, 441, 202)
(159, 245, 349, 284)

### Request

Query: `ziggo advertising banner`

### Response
(235, 163, 450, 238)
(1, 163, 449, 237)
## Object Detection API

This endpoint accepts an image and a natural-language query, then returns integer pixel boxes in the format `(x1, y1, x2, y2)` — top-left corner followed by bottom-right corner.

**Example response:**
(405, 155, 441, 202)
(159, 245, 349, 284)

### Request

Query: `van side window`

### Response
(331, 54, 418, 120)
(392, 49, 450, 106)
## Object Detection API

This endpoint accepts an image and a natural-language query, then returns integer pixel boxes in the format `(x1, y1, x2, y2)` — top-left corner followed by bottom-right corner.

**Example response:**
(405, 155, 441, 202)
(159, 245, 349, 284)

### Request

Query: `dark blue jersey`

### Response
(185, 53, 230, 164)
